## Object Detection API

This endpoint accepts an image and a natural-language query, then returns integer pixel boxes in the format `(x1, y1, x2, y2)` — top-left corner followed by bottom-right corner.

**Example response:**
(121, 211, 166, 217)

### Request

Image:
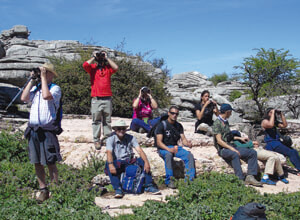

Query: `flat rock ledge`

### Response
(95, 189, 178, 217)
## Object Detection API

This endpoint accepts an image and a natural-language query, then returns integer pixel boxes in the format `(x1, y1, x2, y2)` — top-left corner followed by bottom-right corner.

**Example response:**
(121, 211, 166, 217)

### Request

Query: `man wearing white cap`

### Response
(21, 63, 62, 202)
(105, 120, 160, 198)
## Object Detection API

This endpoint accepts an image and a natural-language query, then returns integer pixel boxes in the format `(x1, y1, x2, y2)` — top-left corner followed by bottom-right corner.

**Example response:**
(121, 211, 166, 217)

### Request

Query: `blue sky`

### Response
(1, 0, 299, 77)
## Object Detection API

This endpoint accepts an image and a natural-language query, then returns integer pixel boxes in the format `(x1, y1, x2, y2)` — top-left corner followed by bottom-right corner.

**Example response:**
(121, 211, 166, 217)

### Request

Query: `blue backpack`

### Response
(120, 164, 145, 194)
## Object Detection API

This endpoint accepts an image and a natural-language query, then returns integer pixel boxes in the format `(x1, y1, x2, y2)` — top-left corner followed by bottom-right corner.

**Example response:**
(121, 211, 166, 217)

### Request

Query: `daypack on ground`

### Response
(232, 202, 267, 220)
(120, 164, 145, 194)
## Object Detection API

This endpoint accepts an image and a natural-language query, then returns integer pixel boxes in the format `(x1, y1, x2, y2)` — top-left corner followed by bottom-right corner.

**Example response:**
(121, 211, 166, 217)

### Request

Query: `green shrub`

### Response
(130, 173, 300, 220)
(229, 90, 243, 102)
(0, 128, 28, 163)
(209, 73, 228, 86)
(51, 48, 171, 117)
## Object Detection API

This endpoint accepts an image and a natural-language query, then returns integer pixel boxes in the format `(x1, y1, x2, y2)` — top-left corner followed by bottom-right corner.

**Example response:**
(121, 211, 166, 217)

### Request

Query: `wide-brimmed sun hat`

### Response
(42, 63, 58, 77)
(112, 120, 128, 129)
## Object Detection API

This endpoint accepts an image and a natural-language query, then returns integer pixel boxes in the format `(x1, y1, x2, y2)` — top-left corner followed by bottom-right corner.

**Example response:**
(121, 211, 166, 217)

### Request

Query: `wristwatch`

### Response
(107, 162, 113, 164)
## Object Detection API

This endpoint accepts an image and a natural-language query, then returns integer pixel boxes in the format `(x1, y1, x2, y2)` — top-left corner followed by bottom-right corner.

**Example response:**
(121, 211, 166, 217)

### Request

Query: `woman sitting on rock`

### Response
(195, 90, 219, 136)
(261, 108, 300, 176)
(130, 87, 160, 134)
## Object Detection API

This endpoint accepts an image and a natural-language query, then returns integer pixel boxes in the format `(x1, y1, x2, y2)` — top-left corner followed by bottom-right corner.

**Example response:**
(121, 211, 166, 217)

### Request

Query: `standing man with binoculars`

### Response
(83, 51, 118, 150)
(21, 63, 62, 203)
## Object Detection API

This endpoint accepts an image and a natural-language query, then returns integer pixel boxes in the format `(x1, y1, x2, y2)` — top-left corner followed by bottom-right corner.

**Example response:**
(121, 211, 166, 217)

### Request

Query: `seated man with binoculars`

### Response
(83, 51, 119, 150)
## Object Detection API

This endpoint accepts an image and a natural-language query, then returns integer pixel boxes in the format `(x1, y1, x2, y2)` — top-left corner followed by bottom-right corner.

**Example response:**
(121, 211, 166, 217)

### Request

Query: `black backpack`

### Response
(147, 113, 169, 148)
(232, 202, 267, 220)
(147, 113, 169, 139)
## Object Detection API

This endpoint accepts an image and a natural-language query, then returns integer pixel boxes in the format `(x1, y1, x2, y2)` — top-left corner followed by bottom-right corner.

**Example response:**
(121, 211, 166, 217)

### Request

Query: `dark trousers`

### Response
(220, 147, 258, 180)
(105, 158, 153, 190)
(266, 141, 300, 171)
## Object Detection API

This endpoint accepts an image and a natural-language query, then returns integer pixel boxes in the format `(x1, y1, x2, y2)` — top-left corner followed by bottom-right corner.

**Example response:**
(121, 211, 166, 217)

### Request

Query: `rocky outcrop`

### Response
(166, 71, 248, 122)
(0, 25, 162, 108)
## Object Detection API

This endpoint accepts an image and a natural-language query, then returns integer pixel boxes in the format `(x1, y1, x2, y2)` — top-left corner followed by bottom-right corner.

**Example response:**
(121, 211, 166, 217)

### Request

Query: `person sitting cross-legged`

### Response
(212, 104, 262, 187)
(105, 120, 160, 198)
(156, 106, 196, 189)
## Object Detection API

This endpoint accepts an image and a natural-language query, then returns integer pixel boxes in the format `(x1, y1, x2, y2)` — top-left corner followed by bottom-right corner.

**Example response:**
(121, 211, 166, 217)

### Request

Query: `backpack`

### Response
(232, 202, 267, 220)
(33, 83, 63, 135)
(147, 113, 169, 138)
(120, 164, 145, 194)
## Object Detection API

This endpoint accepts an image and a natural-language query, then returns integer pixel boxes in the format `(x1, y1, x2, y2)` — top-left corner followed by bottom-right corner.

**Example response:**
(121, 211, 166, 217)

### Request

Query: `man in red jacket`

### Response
(83, 51, 118, 150)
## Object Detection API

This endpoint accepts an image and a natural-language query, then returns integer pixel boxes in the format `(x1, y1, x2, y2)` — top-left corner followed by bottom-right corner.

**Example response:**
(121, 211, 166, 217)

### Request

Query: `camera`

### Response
(95, 52, 105, 58)
(275, 110, 281, 114)
(31, 67, 41, 80)
(94, 51, 106, 62)
(141, 87, 150, 94)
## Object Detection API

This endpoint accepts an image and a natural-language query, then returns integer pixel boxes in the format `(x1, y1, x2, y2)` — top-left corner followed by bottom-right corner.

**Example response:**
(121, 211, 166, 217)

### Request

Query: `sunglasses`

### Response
(169, 111, 179, 116)
(115, 127, 127, 131)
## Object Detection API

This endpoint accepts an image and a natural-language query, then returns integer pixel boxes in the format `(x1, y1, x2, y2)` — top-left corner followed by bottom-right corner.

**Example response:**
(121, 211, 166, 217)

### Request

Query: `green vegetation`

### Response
(50, 47, 171, 117)
(2, 128, 300, 219)
(229, 90, 243, 102)
(209, 72, 228, 86)
(235, 48, 300, 118)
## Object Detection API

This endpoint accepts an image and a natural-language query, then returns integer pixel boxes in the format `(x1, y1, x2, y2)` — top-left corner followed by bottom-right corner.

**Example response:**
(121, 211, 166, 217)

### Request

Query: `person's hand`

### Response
(252, 141, 259, 148)
(109, 164, 117, 175)
(92, 51, 98, 58)
(240, 137, 249, 143)
(138, 89, 143, 98)
(39, 67, 47, 78)
(270, 109, 275, 115)
(168, 147, 177, 154)
(186, 140, 193, 148)
(144, 162, 151, 173)
(234, 149, 241, 157)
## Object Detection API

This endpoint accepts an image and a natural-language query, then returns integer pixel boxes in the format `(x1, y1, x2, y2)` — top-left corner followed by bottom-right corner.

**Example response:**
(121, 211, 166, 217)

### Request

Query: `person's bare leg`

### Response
(35, 163, 47, 189)
(48, 163, 59, 184)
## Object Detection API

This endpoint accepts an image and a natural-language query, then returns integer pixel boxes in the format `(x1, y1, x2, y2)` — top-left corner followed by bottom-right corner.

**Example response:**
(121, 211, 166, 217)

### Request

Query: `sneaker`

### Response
(279, 177, 289, 184)
(144, 185, 161, 195)
(36, 188, 49, 203)
(261, 178, 276, 185)
(114, 189, 124, 198)
(166, 180, 176, 189)
(244, 175, 263, 187)
(94, 142, 101, 150)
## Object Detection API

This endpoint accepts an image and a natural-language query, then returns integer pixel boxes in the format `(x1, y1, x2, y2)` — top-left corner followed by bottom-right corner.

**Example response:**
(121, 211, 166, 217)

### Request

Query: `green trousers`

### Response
(91, 97, 112, 142)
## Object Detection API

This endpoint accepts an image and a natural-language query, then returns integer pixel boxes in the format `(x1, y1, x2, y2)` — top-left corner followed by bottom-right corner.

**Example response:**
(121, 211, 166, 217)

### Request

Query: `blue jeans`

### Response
(266, 140, 300, 171)
(105, 158, 154, 190)
(130, 117, 160, 132)
(220, 147, 258, 180)
(159, 146, 195, 185)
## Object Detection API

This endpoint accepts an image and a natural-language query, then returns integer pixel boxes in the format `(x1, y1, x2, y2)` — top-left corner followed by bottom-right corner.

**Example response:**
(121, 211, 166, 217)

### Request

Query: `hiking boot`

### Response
(166, 180, 176, 189)
(94, 142, 101, 150)
(144, 185, 161, 195)
(114, 189, 124, 199)
(261, 178, 276, 185)
(244, 175, 263, 187)
(36, 188, 49, 203)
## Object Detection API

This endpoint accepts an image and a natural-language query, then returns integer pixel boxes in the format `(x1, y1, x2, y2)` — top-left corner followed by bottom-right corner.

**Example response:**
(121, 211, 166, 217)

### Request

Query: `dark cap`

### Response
(220, 103, 235, 113)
